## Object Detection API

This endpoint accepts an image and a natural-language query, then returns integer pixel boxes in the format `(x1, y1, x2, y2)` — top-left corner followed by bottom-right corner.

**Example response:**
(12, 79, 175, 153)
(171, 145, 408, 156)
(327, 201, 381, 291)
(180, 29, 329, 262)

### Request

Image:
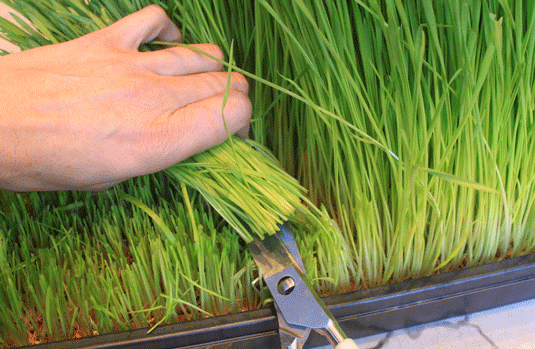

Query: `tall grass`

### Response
(233, 0, 535, 280)
(0, 175, 258, 346)
(1, 0, 535, 346)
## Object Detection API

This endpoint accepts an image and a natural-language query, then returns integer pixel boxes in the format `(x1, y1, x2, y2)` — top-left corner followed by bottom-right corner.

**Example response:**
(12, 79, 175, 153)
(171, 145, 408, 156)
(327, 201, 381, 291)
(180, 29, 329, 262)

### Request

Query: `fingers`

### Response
(152, 90, 252, 171)
(140, 44, 225, 76)
(160, 71, 249, 108)
(104, 5, 181, 51)
(176, 90, 253, 155)
(102, 6, 227, 77)
(83, 5, 253, 183)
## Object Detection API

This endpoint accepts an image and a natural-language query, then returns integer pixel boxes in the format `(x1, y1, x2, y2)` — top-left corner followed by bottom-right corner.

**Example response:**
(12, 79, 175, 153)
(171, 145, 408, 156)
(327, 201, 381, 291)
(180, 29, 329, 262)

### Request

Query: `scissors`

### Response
(247, 223, 359, 349)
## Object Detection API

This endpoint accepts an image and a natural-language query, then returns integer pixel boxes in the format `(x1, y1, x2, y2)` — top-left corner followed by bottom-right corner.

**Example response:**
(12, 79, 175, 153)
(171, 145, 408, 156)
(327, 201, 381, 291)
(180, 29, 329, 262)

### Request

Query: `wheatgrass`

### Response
(1, 0, 535, 346)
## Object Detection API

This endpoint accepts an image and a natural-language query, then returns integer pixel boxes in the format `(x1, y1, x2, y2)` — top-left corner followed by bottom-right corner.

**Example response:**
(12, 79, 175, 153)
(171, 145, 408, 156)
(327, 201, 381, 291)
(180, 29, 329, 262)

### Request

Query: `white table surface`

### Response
(314, 298, 535, 349)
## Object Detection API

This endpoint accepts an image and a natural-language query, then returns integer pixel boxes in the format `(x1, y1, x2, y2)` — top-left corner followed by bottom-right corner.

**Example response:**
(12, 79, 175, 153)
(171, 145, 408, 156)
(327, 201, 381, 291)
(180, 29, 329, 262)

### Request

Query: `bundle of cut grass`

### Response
(2, 0, 535, 347)
(167, 138, 307, 242)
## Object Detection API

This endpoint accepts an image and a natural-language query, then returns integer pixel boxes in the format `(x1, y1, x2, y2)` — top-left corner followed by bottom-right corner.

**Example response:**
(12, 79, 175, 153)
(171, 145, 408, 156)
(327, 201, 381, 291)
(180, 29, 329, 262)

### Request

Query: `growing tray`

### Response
(24, 252, 535, 349)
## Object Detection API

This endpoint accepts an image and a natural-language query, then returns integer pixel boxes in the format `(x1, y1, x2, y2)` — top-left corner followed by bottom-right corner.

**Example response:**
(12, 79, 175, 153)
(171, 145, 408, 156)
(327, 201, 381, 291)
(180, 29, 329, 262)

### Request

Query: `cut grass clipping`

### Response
(2, 0, 535, 347)
(168, 138, 307, 242)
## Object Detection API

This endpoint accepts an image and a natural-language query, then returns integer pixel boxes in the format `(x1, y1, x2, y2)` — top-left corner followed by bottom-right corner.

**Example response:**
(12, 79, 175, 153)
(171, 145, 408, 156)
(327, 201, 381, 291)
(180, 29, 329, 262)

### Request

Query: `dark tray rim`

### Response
(23, 252, 535, 348)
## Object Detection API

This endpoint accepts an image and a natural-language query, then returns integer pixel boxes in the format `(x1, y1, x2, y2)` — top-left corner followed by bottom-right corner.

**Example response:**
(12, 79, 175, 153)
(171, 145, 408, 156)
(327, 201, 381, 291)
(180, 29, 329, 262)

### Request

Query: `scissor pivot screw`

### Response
(277, 276, 295, 295)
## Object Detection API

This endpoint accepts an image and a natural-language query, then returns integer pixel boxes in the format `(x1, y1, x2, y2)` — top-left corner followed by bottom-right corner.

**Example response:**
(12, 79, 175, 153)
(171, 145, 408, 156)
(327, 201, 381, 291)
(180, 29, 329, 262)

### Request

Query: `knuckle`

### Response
(231, 90, 253, 121)
(195, 44, 224, 70)
(205, 43, 225, 61)
(231, 72, 249, 93)
(144, 4, 167, 19)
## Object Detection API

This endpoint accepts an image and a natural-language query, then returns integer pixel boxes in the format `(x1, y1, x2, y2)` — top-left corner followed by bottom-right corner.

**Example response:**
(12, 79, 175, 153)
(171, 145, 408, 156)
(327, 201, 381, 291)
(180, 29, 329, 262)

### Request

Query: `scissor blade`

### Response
(247, 230, 329, 328)
(275, 223, 306, 273)
(247, 225, 350, 347)
(247, 229, 300, 279)
(277, 303, 310, 349)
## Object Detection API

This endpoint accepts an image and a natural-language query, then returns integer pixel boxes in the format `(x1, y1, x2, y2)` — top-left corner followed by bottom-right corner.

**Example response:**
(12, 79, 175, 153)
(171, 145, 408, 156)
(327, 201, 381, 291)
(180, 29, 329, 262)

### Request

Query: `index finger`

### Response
(104, 5, 181, 51)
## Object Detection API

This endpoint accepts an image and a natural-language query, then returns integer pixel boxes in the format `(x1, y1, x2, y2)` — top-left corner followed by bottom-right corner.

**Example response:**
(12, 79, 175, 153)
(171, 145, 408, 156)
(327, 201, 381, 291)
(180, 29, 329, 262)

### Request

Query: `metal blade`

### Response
(276, 224, 310, 349)
(276, 223, 306, 273)
(247, 226, 349, 347)
(276, 303, 310, 349)
(247, 228, 300, 279)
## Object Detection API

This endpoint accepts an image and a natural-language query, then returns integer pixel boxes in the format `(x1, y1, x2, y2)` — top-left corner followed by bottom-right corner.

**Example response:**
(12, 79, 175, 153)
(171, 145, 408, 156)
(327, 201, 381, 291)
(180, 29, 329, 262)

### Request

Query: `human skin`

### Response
(0, 5, 252, 191)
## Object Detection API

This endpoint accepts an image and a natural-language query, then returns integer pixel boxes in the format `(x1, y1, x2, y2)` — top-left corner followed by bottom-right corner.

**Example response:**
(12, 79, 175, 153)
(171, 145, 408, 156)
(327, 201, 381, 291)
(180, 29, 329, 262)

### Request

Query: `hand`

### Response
(0, 5, 251, 191)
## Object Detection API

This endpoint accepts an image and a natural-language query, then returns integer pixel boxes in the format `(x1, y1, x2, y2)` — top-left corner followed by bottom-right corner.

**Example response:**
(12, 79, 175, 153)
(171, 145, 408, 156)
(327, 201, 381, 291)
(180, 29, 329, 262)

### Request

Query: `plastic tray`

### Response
(24, 253, 535, 348)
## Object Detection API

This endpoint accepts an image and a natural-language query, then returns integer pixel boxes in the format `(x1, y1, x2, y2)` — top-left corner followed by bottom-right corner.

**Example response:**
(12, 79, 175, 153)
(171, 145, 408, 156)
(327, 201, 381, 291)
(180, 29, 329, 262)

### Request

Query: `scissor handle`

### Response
(335, 338, 359, 349)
